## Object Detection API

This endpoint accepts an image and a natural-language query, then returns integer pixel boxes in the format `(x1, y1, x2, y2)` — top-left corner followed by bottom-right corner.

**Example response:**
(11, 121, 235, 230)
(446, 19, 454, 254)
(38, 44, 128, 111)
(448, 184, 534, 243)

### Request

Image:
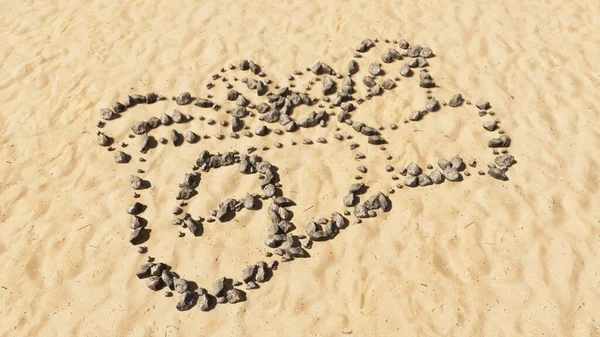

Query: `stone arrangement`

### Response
(95, 37, 516, 312)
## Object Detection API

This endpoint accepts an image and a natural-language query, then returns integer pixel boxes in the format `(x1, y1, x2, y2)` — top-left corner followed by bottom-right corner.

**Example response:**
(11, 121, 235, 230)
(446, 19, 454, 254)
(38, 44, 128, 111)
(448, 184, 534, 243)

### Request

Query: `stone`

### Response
(174, 92, 192, 105)
(146, 117, 161, 129)
(356, 38, 375, 52)
(195, 98, 213, 108)
(382, 79, 395, 90)
(341, 102, 354, 112)
(488, 135, 511, 148)
(494, 154, 515, 168)
(343, 193, 357, 207)
(246, 282, 259, 290)
(213, 277, 227, 297)
(322, 76, 336, 95)
(354, 205, 369, 218)
(262, 184, 276, 197)
(430, 169, 444, 184)
(242, 265, 257, 283)
(408, 110, 422, 121)
(425, 97, 439, 112)
(130, 215, 143, 230)
(418, 174, 432, 186)
(146, 276, 164, 291)
(198, 294, 211, 311)
(264, 234, 286, 248)
(438, 158, 451, 170)
(349, 183, 365, 194)
(126, 202, 143, 215)
(255, 125, 269, 136)
(368, 136, 386, 145)
(404, 176, 418, 187)
(311, 62, 333, 75)
(450, 155, 464, 170)
(488, 167, 508, 180)
(183, 130, 197, 143)
(185, 218, 199, 235)
(131, 121, 149, 135)
(227, 89, 239, 101)
(255, 261, 269, 282)
(399, 64, 412, 77)
(420, 47, 433, 58)
(483, 120, 498, 131)
(448, 94, 463, 107)
(381, 48, 401, 63)
(476, 100, 490, 110)
(100, 108, 116, 120)
(399, 39, 409, 49)
(407, 44, 422, 57)
(363, 76, 376, 88)
(348, 59, 359, 74)
(112, 101, 126, 113)
(407, 162, 421, 176)
(160, 113, 172, 125)
(136, 263, 154, 279)
(173, 277, 188, 294)
(176, 290, 194, 311)
(368, 63, 382, 76)
(443, 167, 461, 181)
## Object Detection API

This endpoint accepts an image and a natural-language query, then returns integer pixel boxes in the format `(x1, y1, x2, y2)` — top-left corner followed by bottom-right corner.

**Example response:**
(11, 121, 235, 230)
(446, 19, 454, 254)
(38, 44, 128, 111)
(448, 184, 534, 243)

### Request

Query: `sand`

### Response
(1, 0, 600, 336)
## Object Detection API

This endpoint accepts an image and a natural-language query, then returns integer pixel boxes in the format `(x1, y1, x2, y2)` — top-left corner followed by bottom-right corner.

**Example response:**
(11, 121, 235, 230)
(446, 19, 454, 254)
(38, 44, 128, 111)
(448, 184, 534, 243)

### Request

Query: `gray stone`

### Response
(363, 76, 376, 88)
(450, 155, 464, 170)
(488, 135, 511, 148)
(368, 63, 382, 76)
(425, 97, 439, 112)
(430, 169, 444, 184)
(322, 76, 336, 95)
(476, 100, 490, 110)
(146, 276, 164, 291)
(448, 94, 463, 107)
(409, 110, 422, 121)
(343, 193, 357, 207)
(407, 162, 421, 176)
(174, 278, 188, 294)
(354, 205, 369, 218)
(100, 108, 116, 120)
(176, 290, 194, 311)
(174, 92, 192, 105)
(184, 130, 197, 143)
(198, 294, 211, 311)
(488, 167, 508, 180)
(418, 174, 432, 186)
(420, 47, 433, 58)
(97, 133, 111, 146)
(382, 79, 395, 90)
(242, 265, 257, 283)
(438, 158, 451, 170)
(399, 64, 412, 77)
(483, 120, 498, 131)
(348, 60, 359, 74)
(443, 167, 461, 181)
(131, 121, 149, 135)
(136, 263, 154, 279)
(494, 154, 515, 168)
(356, 38, 375, 52)
(404, 176, 418, 187)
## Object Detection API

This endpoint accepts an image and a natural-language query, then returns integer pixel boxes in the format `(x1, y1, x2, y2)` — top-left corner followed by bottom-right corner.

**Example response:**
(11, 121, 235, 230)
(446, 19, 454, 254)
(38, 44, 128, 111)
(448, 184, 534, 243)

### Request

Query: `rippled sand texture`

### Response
(1, 0, 600, 336)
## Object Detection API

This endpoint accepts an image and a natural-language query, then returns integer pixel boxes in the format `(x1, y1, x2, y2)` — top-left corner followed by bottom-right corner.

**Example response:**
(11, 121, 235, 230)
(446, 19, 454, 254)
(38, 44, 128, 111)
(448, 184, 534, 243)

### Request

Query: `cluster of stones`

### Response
(95, 36, 518, 312)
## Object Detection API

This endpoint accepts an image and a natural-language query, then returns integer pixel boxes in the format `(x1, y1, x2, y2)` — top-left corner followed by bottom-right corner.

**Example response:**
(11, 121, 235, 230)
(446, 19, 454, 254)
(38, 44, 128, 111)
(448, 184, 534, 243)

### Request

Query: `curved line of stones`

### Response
(96, 37, 516, 312)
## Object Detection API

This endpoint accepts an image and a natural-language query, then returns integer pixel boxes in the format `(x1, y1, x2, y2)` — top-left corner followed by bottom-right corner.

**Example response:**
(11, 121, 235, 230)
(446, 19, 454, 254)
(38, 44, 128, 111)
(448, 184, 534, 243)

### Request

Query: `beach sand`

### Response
(1, 0, 599, 336)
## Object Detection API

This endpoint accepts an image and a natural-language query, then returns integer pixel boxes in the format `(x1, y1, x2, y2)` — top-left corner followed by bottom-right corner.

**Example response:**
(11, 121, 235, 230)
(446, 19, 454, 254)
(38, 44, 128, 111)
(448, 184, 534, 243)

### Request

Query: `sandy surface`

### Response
(1, 0, 600, 336)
